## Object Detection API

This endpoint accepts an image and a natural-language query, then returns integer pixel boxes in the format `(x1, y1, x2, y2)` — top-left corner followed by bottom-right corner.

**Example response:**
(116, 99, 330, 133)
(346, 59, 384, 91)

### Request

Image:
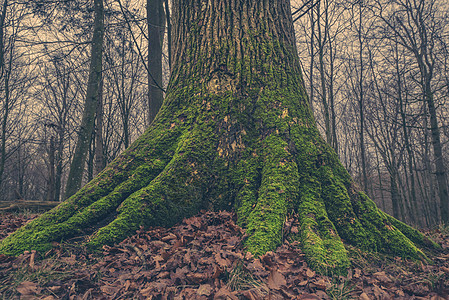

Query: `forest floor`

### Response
(0, 211, 449, 300)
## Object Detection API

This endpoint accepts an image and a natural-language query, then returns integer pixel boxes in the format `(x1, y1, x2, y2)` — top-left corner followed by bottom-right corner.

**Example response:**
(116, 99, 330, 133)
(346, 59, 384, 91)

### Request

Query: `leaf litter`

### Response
(0, 211, 449, 299)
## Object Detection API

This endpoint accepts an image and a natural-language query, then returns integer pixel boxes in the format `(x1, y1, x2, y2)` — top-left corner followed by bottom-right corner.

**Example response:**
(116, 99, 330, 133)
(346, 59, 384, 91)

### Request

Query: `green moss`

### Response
(244, 134, 299, 256)
(0, 120, 182, 256)
(319, 167, 376, 251)
(351, 192, 425, 260)
(235, 156, 262, 227)
(86, 126, 218, 249)
(296, 177, 350, 275)
(385, 214, 440, 250)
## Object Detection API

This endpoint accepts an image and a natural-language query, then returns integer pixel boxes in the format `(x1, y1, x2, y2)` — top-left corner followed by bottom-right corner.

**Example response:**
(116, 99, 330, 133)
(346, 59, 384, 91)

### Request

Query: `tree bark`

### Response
(357, 2, 368, 193)
(316, 0, 331, 146)
(147, 0, 165, 125)
(0, 0, 9, 191)
(55, 126, 64, 202)
(65, 0, 104, 199)
(94, 76, 105, 176)
(0, 0, 438, 274)
(164, 0, 171, 70)
(308, 3, 315, 110)
(46, 136, 56, 201)
(425, 84, 449, 223)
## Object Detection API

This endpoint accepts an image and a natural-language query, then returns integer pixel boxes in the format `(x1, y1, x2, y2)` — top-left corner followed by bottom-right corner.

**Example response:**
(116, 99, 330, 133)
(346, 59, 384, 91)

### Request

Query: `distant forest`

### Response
(0, 0, 447, 228)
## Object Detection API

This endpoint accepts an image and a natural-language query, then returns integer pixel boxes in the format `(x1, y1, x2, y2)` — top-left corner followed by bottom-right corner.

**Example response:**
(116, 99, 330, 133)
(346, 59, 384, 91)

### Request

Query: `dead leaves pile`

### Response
(0, 213, 38, 240)
(0, 211, 449, 299)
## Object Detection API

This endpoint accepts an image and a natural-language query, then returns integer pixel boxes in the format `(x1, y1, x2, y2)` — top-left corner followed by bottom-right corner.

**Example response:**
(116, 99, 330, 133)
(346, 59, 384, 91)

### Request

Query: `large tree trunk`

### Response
(0, 0, 438, 274)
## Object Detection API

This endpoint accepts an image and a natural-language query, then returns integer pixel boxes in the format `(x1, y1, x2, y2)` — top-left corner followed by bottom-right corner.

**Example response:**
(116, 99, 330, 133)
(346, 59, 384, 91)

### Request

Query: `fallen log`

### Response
(0, 200, 59, 212)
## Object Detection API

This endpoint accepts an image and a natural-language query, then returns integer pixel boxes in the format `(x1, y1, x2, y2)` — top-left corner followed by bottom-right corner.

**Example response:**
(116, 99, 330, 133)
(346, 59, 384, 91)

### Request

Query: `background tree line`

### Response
(0, 0, 447, 228)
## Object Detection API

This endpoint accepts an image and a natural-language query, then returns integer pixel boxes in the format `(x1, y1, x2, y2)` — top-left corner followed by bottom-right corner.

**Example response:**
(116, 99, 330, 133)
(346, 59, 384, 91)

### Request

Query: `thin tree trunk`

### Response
(308, 3, 314, 110)
(147, 0, 165, 125)
(164, 0, 171, 70)
(55, 128, 63, 202)
(390, 170, 401, 220)
(95, 76, 105, 176)
(65, 0, 104, 199)
(395, 42, 418, 225)
(87, 133, 95, 182)
(375, 149, 386, 211)
(0, 48, 10, 194)
(328, 36, 338, 154)
(413, 151, 432, 227)
(47, 137, 56, 201)
(421, 88, 440, 225)
(317, 1, 331, 145)
(0, 0, 9, 191)
(357, 3, 368, 192)
(424, 81, 449, 223)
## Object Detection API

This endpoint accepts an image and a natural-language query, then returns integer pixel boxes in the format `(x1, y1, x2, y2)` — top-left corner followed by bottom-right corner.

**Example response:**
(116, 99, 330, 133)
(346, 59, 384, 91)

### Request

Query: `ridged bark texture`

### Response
(0, 0, 439, 274)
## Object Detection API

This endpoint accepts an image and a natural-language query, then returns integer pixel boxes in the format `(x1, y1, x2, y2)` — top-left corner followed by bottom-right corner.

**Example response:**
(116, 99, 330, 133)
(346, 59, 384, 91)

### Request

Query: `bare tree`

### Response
(375, 0, 449, 223)
(65, 0, 105, 198)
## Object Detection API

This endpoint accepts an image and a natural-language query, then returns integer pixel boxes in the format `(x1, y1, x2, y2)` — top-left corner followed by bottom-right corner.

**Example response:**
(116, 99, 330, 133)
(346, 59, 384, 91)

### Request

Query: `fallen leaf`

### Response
(197, 284, 213, 296)
(299, 293, 320, 299)
(186, 272, 206, 284)
(100, 284, 118, 295)
(306, 268, 315, 278)
(212, 265, 223, 279)
(16, 281, 38, 295)
(153, 255, 164, 268)
(430, 296, 446, 300)
(215, 286, 238, 300)
(215, 252, 231, 267)
(310, 278, 327, 290)
(29, 250, 36, 268)
(359, 292, 370, 300)
(298, 280, 308, 286)
(48, 286, 62, 292)
(245, 252, 254, 260)
(268, 270, 287, 290)
(162, 233, 177, 241)
(373, 271, 392, 283)
(61, 254, 77, 265)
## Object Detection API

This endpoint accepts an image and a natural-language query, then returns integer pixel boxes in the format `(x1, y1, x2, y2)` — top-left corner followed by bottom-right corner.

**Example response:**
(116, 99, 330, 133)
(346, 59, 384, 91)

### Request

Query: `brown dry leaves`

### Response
(1, 211, 449, 299)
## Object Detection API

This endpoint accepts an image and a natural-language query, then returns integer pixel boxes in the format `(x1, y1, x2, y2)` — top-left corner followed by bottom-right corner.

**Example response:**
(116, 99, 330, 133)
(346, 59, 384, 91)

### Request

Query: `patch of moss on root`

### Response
(244, 135, 299, 256)
(0, 121, 183, 256)
(296, 177, 350, 275)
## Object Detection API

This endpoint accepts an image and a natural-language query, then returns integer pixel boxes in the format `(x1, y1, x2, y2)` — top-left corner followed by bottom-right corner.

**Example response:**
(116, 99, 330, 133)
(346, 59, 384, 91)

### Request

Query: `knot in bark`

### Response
(207, 71, 235, 95)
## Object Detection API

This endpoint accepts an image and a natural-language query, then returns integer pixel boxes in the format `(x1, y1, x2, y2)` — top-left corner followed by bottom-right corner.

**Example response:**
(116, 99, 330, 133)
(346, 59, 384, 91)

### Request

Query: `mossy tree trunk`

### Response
(0, 0, 438, 274)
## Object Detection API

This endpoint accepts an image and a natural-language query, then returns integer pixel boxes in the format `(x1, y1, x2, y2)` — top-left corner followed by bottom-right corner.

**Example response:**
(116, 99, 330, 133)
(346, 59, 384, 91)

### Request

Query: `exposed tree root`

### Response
(0, 122, 181, 255)
(297, 177, 350, 275)
(0, 109, 441, 276)
(244, 134, 299, 256)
